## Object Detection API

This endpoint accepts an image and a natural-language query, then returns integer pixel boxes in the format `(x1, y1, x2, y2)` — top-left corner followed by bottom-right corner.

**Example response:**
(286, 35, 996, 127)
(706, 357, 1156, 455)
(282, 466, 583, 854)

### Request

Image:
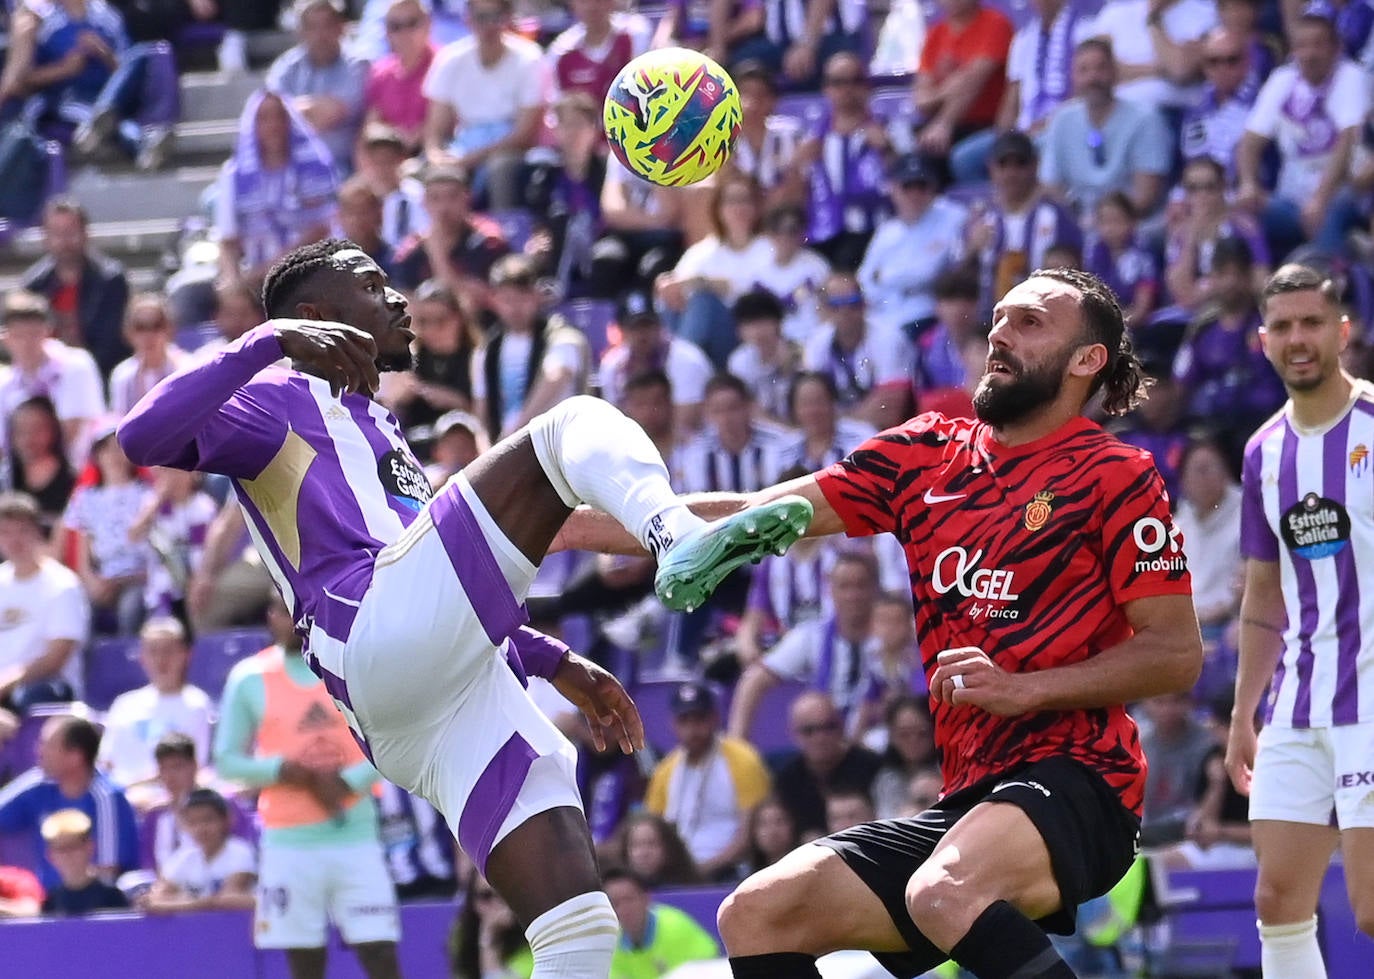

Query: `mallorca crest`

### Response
(1023, 491, 1054, 532)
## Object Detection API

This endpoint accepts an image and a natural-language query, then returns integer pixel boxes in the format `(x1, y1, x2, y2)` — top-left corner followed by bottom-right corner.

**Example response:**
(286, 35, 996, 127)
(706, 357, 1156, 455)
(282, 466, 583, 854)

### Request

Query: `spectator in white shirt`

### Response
(599, 289, 714, 433)
(140, 789, 256, 914)
(422, 0, 544, 208)
(752, 204, 832, 345)
(108, 294, 189, 418)
(1173, 436, 1242, 644)
(858, 153, 968, 335)
(726, 290, 802, 426)
(97, 618, 214, 793)
(1091, 0, 1216, 110)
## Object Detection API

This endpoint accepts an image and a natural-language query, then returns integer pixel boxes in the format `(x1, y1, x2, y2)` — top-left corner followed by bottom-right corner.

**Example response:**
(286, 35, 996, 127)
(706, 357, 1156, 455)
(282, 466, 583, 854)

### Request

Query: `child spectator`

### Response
(740, 795, 800, 877)
(0, 397, 77, 535)
(107, 294, 188, 418)
(38, 809, 130, 916)
(753, 203, 831, 344)
(1086, 192, 1159, 326)
(603, 866, 721, 976)
(868, 695, 938, 820)
(138, 732, 253, 874)
(600, 812, 702, 888)
(858, 592, 923, 737)
(129, 467, 218, 624)
(911, 265, 984, 401)
(726, 289, 801, 425)
(140, 789, 256, 914)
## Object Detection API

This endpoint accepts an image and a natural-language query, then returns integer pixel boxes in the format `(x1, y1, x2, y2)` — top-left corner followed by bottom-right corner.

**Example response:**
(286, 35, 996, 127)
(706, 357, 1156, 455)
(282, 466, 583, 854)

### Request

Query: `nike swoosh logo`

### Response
(923, 489, 967, 504)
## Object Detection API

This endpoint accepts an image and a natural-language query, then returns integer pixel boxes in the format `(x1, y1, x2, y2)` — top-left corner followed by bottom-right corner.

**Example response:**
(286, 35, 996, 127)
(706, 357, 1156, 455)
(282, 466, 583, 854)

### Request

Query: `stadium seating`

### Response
(188, 628, 272, 702)
(83, 636, 146, 712)
(630, 678, 731, 755)
(557, 297, 617, 363)
(490, 208, 536, 252)
(744, 677, 811, 757)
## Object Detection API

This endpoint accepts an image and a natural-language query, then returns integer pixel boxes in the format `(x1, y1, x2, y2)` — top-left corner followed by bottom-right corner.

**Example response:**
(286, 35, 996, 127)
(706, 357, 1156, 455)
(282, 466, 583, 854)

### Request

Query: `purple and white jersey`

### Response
(1241, 382, 1374, 728)
(117, 326, 435, 645)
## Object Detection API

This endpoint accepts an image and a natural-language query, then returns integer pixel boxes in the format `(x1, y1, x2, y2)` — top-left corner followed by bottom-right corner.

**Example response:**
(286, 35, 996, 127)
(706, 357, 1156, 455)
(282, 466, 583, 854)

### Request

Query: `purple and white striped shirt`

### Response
(1241, 381, 1374, 728)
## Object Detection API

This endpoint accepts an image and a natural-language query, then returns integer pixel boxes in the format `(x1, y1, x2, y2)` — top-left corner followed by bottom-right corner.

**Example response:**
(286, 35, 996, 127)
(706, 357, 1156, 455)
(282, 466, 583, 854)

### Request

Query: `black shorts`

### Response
(816, 755, 1141, 979)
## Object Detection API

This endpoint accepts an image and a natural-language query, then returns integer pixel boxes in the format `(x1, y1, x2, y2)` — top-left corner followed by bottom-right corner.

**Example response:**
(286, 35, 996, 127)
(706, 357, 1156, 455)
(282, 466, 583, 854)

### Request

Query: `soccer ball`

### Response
(603, 47, 742, 188)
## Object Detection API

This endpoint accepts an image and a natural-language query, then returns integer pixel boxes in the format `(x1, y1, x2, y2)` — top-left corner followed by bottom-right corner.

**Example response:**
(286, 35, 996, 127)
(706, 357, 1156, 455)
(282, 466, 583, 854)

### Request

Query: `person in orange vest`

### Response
(214, 595, 401, 979)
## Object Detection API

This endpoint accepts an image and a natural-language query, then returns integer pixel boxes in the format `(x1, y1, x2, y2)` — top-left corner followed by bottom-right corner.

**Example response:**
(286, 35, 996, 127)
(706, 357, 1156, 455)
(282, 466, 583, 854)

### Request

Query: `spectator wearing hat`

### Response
(645, 680, 771, 880)
(1039, 38, 1172, 220)
(857, 152, 968, 336)
(37, 809, 130, 916)
(380, 279, 481, 432)
(598, 289, 714, 433)
(419, 409, 488, 488)
(1236, 1, 1369, 258)
(364, 0, 436, 151)
(911, 0, 1013, 162)
(965, 130, 1080, 314)
(266, 0, 370, 170)
(0, 493, 88, 719)
(355, 123, 430, 250)
(391, 162, 510, 306)
(604, 866, 722, 975)
(0, 290, 107, 465)
(728, 62, 807, 202)
(422, 0, 544, 209)
(909, 265, 983, 410)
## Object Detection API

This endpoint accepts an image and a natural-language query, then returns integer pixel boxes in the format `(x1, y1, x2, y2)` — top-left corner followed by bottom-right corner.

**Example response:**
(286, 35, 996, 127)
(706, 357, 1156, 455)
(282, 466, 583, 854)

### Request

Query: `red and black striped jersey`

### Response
(816, 412, 1192, 816)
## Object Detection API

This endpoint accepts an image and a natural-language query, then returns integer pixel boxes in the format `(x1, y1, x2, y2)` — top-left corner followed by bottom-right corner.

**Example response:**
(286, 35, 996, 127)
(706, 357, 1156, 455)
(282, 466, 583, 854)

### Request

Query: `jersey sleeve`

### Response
(1100, 448, 1194, 604)
(816, 418, 947, 538)
(1240, 437, 1280, 561)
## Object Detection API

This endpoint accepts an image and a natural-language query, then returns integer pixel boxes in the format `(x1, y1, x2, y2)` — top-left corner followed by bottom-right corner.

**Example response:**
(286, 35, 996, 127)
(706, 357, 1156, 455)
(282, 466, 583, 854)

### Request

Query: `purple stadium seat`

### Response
(774, 92, 826, 129)
(556, 298, 616, 362)
(870, 85, 914, 124)
(188, 628, 271, 702)
(630, 678, 731, 755)
(945, 180, 994, 208)
(490, 208, 535, 251)
(174, 322, 222, 352)
(84, 636, 145, 712)
(744, 677, 810, 756)
(0, 703, 85, 784)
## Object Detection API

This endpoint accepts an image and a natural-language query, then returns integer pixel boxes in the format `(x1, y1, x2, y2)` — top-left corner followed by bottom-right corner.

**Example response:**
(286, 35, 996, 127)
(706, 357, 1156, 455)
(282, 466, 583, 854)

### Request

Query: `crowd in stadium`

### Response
(0, 0, 1370, 974)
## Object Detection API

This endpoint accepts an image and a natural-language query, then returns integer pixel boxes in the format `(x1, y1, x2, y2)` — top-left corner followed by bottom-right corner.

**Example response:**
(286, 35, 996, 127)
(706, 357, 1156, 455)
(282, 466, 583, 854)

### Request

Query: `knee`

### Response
(718, 876, 809, 954)
(1254, 877, 1308, 925)
(906, 872, 973, 940)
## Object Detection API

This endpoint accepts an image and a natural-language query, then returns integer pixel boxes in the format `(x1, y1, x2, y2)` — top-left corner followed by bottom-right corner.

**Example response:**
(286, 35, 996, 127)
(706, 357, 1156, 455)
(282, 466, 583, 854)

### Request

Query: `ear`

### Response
(295, 301, 324, 322)
(1341, 314, 1351, 352)
(1069, 342, 1109, 379)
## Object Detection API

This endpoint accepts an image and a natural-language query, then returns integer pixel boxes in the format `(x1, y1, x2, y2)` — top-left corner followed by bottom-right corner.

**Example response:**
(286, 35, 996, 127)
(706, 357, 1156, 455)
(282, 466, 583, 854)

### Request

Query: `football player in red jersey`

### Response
(561, 268, 1204, 979)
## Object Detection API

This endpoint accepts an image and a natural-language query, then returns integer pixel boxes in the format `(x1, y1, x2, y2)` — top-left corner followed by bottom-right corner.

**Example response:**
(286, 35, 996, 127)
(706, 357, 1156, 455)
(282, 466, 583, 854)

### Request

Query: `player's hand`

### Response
(551, 651, 646, 755)
(929, 646, 1033, 716)
(1224, 720, 1258, 797)
(273, 319, 381, 398)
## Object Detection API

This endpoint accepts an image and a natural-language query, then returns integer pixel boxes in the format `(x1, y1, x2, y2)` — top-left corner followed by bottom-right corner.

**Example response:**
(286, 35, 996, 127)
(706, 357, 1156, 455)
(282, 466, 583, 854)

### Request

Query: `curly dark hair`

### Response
(261, 237, 360, 319)
(1029, 266, 1151, 416)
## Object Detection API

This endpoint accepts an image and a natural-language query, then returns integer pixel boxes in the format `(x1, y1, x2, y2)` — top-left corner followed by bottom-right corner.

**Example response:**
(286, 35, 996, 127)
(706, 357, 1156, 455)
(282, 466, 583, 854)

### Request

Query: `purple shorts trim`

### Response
(457, 733, 538, 875)
(428, 486, 528, 645)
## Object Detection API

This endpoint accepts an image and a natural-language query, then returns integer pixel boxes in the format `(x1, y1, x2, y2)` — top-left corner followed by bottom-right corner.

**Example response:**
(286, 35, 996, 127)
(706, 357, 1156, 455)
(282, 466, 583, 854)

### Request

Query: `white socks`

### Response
(1260, 916, 1327, 979)
(525, 890, 619, 979)
(527, 396, 704, 558)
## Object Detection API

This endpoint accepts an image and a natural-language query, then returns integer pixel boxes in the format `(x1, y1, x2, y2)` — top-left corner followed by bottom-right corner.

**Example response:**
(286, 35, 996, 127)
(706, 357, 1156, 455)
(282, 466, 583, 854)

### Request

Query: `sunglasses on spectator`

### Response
(1184, 180, 1223, 192)
(823, 74, 866, 87)
(993, 155, 1032, 168)
(796, 720, 842, 736)
(1205, 53, 1243, 67)
(825, 294, 864, 308)
(897, 178, 932, 191)
(385, 15, 424, 31)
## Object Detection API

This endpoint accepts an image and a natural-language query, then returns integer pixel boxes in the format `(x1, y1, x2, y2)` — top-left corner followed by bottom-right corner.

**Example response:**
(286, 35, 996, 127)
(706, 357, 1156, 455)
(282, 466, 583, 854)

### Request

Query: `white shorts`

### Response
(308, 476, 583, 874)
(254, 841, 401, 949)
(1249, 721, 1374, 828)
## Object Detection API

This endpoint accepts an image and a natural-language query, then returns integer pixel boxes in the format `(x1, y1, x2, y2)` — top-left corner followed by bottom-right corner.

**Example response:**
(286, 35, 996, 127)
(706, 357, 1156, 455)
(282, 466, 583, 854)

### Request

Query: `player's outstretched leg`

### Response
(525, 396, 812, 610)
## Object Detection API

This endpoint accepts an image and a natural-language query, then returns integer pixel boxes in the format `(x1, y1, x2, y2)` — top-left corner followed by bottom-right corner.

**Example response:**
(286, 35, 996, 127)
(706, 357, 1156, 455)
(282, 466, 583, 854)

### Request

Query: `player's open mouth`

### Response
(988, 361, 1014, 375)
(392, 315, 414, 338)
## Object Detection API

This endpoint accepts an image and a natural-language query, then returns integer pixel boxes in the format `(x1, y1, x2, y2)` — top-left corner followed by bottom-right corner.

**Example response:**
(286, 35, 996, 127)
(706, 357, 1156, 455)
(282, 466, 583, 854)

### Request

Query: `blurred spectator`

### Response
(422, 0, 543, 209)
(676, 373, 792, 494)
(967, 130, 1082, 309)
(0, 290, 106, 466)
(215, 597, 401, 978)
(333, 177, 396, 277)
(752, 203, 831, 344)
(64, 422, 150, 636)
(858, 152, 967, 334)
(745, 0, 866, 88)
(419, 409, 488, 487)
(802, 271, 913, 431)
(355, 123, 428, 249)
(266, 0, 369, 170)
(1236, 2, 1369, 258)
(791, 52, 892, 270)
(523, 93, 607, 293)
(601, 811, 702, 888)
(194, 277, 265, 362)
(604, 866, 721, 976)
(657, 172, 774, 369)
(1085, 192, 1158, 326)
(1219, 0, 1281, 90)
(1165, 698, 1255, 869)
(381, 279, 479, 430)
(0, 397, 78, 531)
(185, 498, 275, 634)
(645, 680, 771, 880)
(140, 788, 256, 913)
(0, 493, 87, 715)
(740, 794, 799, 877)
(726, 289, 802, 424)
(824, 786, 875, 833)
(1179, 27, 1262, 176)
(0, 864, 43, 917)
(376, 782, 457, 900)
(650, 0, 756, 60)
(730, 549, 883, 741)
(727, 62, 805, 203)
(96, 617, 213, 791)
(776, 371, 875, 472)
(450, 869, 533, 979)
(38, 809, 130, 915)
(545, 0, 648, 105)
(0, 715, 139, 889)
(215, 0, 284, 72)
(589, 158, 684, 299)
(1040, 38, 1172, 220)
(598, 289, 713, 433)
(472, 254, 588, 441)
(1090, 0, 1215, 111)
(768, 690, 882, 841)
(904, 766, 944, 815)
(1171, 236, 1285, 460)
(364, 0, 435, 150)
(995, 0, 1100, 143)
(129, 466, 217, 624)
(912, 0, 1013, 170)
(1164, 156, 1271, 310)
(215, 90, 339, 284)
(867, 695, 937, 819)
(911, 264, 984, 401)
(1111, 368, 1190, 504)
(1138, 691, 1214, 846)
(20, 198, 131, 378)
(1173, 436, 1243, 642)
(139, 733, 212, 869)
(108, 293, 188, 417)
(735, 533, 847, 668)
(391, 163, 510, 312)
(855, 591, 923, 737)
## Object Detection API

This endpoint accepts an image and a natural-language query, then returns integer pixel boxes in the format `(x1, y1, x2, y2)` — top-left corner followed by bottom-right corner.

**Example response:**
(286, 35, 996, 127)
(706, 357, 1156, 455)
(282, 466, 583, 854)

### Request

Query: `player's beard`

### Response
(378, 349, 417, 373)
(973, 347, 1072, 426)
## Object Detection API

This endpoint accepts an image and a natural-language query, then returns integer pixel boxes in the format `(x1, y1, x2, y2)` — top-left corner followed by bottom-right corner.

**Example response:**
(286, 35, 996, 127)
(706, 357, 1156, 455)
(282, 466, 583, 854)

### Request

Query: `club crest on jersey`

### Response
(1351, 444, 1369, 477)
(1023, 491, 1054, 532)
